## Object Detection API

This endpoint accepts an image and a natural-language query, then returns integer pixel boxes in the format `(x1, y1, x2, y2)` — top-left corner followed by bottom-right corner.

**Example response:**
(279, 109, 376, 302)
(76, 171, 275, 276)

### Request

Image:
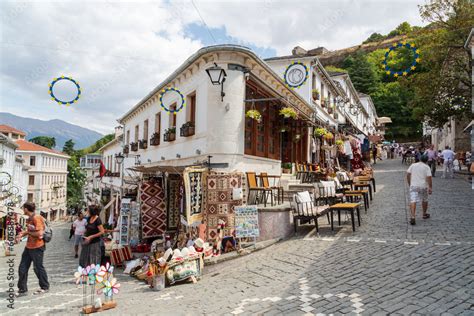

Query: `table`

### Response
(329, 203, 361, 232)
(354, 182, 373, 200)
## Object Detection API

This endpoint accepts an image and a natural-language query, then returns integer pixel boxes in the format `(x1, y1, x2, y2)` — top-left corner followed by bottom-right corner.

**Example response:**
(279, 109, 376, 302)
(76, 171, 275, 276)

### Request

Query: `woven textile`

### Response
(183, 167, 207, 226)
(205, 172, 245, 240)
(167, 174, 182, 230)
(140, 178, 166, 238)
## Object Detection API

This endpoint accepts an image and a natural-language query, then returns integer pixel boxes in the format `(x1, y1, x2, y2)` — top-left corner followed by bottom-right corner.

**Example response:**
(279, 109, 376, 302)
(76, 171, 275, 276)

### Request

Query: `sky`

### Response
(0, 0, 426, 135)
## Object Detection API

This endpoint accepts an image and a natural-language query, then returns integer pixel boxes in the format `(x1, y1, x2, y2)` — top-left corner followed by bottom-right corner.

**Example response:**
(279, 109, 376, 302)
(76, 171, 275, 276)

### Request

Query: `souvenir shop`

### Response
(109, 165, 249, 289)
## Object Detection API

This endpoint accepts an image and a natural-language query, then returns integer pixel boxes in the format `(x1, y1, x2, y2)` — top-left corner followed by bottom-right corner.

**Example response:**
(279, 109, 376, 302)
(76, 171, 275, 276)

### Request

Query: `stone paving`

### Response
(0, 159, 473, 315)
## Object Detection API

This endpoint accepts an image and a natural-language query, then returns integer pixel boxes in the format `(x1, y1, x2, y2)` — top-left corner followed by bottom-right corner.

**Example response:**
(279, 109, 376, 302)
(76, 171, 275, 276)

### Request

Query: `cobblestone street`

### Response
(1, 159, 473, 315)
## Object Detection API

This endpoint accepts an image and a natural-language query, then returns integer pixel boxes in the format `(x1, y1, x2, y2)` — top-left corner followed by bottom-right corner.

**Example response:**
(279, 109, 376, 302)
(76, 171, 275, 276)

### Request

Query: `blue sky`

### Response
(0, 0, 425, 135)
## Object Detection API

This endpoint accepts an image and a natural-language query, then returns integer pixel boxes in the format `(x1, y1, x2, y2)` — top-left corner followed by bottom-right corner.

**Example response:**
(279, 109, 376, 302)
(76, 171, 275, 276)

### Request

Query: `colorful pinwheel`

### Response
(85, 264, 100, 285)
(103, 278, 120, 297)
(74, 266, 87, 285)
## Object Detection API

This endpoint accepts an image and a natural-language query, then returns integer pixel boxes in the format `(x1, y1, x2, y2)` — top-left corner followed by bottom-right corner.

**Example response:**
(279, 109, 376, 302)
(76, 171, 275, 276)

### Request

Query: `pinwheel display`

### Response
(103, 278, 120, 298)
(74, 266, 87, 285)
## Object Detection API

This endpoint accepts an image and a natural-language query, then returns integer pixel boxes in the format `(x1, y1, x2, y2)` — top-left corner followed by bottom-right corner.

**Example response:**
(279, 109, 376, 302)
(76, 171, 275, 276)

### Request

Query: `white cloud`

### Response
(0, 0, 426, 135)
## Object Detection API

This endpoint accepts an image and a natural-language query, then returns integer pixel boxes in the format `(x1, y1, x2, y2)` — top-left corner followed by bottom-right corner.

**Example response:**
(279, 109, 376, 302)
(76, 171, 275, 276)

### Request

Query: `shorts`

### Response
(74, 234, 83, 246)
(409, 187, 428, 203)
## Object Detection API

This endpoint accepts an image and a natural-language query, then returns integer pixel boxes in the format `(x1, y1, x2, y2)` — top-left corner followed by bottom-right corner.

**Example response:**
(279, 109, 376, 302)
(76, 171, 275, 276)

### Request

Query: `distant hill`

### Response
(0, 112, 104, 149)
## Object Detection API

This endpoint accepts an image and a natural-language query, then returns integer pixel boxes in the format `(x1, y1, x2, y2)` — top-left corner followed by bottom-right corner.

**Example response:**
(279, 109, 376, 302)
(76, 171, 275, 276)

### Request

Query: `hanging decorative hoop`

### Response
(49, 76, 81, 106)
(382, 41, 420, 78)
(159, 87, 186, 114)
(283, 62, 309, 89)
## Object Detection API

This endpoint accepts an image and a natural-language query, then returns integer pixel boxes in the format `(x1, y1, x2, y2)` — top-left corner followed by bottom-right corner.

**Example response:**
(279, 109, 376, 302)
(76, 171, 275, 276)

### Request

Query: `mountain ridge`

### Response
(0, 112, 105, 150)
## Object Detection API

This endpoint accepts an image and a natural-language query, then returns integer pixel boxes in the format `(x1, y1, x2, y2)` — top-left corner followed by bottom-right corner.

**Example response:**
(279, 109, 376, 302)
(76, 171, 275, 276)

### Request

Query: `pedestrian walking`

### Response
(406, 155, 432, 225)
(441, 146, 455, 179)
(372, 144, 377, 164)
(72, 212, 87, 258)
(425, 144, 437, 177)
(15, 202, 50, 297)
(79, 205, 104, 268)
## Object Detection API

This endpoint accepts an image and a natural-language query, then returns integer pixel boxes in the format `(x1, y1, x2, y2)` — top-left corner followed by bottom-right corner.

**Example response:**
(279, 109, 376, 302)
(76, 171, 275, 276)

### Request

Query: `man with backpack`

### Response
(15, 202, 50, 297)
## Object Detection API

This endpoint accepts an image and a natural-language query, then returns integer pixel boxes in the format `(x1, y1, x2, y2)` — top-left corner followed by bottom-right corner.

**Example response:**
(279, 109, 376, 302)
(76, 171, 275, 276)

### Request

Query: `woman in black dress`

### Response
(79, 205, 104, 267)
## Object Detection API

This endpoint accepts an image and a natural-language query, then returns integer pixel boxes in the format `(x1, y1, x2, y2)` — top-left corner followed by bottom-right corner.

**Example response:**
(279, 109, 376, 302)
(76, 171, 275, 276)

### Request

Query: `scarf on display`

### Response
(183, 167, 207, 227)
(350, 139, 364, 171)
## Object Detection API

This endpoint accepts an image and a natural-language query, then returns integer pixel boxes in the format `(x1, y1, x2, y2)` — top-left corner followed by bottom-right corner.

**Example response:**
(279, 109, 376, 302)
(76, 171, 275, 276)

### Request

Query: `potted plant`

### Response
(130, 142, 138, 151)
(246, 109, 262, 123)
(164, 127, 176, 142)
(321, 97, 328, 108)
(139, 139, 148, 149)
(279, 107, 297, 119)
(336, 139, 344, 147)
(281, 162, 292, 174)
(328, 106, 333, 114)
(312, 88, 320, 101)
(123, 144, 130, 154)
(334, 112, 339, 119)
(314, 127, 327, 137)
(150, 132, 160, 146)
(180, 121, 195, 137)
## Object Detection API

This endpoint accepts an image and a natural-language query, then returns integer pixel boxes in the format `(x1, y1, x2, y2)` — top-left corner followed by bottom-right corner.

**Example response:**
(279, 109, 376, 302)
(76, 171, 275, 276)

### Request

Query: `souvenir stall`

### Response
(116, 166, 247, 290)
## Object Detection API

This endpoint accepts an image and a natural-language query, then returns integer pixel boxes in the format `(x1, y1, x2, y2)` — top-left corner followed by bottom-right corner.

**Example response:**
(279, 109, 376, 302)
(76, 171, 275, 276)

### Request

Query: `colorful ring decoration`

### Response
(49, 76, 81, 105)
(159, 87, 186, 114)
(283, 62, 309, 89)
(382, 42, 420, 78)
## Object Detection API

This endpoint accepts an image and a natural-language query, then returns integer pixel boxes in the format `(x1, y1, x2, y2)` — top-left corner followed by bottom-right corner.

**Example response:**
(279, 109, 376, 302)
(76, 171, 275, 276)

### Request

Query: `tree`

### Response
(66, 158, 86, 209)
(363, 32, 386, 44)
(407, 0, 474, 126)
(388, 21, 413, 37)
(29, 136, 56, 149)
(343, 52, 379, 94)
(63, 139, 75, 155)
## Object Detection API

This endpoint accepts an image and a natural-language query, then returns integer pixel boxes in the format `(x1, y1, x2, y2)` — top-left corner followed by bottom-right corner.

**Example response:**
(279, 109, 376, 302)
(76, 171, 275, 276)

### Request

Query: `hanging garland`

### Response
(382, 41, 420, 78)
(49, 76, 81, 106)
(159, 87, 186, 114)
(283, 62, 309, 89)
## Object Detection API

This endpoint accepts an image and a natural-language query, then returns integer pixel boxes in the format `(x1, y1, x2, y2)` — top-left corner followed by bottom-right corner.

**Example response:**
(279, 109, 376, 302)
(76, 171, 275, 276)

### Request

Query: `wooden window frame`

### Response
(143, 119, 149, 140)
(29, 175, 35, 185)
(30, 156, 36, 166)
(134, 125, 139, 142)
(169, 103, 177, 127)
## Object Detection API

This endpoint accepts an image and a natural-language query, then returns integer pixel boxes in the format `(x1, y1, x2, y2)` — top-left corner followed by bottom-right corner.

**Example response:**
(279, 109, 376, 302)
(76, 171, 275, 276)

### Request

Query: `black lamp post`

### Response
(206, 63, 227, 101)
(114, 153, 124, 165)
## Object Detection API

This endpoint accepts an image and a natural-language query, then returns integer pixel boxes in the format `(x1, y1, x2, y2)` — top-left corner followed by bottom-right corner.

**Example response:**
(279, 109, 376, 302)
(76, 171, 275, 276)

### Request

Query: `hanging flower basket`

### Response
(324, 132, 334, 140)
(279, 107, 297, 119)
(246, 110, 262, 123)
(312, 88, 320, 101)
(314, 127, 327, 137)
(335, 139, 344, 146)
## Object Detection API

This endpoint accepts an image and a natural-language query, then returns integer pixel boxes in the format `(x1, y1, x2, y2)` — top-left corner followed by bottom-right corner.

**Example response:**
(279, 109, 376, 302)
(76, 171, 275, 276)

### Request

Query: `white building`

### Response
(80, 153, 102, 205)
(0, 133, 29, 206)
(117, 45, 316, 176)
(15, 139, 69, 221)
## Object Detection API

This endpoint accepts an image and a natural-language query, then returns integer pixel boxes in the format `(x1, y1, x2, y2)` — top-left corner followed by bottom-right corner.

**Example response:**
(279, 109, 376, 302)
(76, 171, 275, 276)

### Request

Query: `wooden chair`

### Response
(246, 172, 273, 207)
(291, 191, 331, 233)
(260, 172, 283, 205)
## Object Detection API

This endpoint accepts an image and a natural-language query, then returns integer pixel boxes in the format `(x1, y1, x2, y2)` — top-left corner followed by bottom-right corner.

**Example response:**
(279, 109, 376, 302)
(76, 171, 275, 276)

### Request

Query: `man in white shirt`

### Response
(406, 155, 432, 225)
(72, 212, 87, 258)
(440, 146, 456, 179)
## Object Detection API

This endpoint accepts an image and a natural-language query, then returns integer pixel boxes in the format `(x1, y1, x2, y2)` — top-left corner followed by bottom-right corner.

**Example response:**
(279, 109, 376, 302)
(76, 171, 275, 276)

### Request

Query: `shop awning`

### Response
(128, 163, 191, 174)
(377, 117, 392, 124)
(463, 120, 474, 133)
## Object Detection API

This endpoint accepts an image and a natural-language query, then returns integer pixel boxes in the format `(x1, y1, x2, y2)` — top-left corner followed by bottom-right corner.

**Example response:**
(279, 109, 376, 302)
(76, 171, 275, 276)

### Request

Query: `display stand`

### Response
(82, 300, 117, 314)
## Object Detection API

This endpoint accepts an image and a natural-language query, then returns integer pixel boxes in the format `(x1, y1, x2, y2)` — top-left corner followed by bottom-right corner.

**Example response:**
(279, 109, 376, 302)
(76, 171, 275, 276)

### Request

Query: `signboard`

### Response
(235, 205, 259, 238)
(119, 214, 130, 246)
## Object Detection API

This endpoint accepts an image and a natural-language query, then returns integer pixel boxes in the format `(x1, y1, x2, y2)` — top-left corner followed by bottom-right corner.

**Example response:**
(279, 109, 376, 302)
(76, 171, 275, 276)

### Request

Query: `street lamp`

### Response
(114, 153, 124, 165)
(206, 63, 227, 101)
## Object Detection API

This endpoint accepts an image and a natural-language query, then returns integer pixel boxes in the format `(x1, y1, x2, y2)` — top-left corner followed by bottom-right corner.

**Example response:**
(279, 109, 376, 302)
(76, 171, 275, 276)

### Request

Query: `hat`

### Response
(181, 247, 190, 258)
(172, 249, 183, 261)
(194, 238, 204, 249)
(163, 248, 173, 262)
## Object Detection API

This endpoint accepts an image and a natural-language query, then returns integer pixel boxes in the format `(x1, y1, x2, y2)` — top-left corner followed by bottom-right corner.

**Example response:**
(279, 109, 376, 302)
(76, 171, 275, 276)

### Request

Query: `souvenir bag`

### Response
(42, 217, 53, 243)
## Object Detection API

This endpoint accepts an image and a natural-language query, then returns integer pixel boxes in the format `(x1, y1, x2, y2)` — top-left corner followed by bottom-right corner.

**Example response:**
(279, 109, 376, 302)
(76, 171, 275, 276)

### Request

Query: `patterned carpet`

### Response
(167, 174, 182, 231)
(183, 167, 207, 226)
(140, 178, 166, 238)
(205, 172, 245, 240)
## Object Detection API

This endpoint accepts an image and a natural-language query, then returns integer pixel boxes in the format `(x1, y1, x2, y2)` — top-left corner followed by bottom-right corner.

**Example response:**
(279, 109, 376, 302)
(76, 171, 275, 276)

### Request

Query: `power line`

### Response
(191, 0, 216, 44)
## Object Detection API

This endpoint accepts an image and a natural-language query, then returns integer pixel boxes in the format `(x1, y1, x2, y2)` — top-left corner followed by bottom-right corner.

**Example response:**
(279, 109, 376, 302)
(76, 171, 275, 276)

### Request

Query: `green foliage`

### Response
(29, 136, 56, 149)
(343, 52, 379, 94)
(363, 32, 386, 44)
(387, 22, 413, 37)
(62, 139, 75, 156)
(66, 158, 87, 209)
(324, 65, 347, 73)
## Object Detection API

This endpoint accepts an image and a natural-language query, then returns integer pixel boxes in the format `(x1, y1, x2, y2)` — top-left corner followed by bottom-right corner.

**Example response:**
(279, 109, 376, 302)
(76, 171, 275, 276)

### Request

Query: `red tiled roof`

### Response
(0, 124, 26, 136)
(15, 139, 70, 157)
